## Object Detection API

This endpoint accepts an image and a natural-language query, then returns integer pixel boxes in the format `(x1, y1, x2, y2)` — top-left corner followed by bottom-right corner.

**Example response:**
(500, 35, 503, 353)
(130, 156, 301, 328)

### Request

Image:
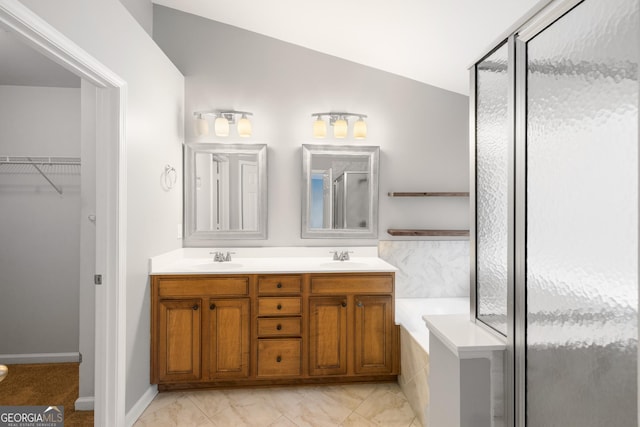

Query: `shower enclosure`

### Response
(471, 0, 639, 425)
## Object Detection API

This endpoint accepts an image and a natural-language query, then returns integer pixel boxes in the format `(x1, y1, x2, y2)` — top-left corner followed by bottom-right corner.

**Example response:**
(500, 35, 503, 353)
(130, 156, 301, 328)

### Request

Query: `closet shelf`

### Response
(387, 229, 470, 237)
(0, 156, 81, 195)
(387, 191, 469, 197)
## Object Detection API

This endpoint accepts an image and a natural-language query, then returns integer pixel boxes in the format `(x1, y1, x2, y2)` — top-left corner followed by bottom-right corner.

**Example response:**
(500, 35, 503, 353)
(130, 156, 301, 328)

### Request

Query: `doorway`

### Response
(0, 2, 126, 426)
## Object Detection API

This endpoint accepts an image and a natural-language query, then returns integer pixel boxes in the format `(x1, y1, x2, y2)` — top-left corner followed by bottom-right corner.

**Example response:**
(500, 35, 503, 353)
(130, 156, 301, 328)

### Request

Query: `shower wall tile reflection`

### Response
(378, 240, 469, 298)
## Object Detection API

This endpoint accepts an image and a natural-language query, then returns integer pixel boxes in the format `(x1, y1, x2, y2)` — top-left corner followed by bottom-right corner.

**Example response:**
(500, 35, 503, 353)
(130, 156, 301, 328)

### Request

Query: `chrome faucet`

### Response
(330, 250, 353, 261)
(210, 251, 234, 262)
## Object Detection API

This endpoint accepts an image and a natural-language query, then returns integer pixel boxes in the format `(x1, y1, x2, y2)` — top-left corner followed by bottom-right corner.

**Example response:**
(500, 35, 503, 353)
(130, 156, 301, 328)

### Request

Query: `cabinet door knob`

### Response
(277, 283, 282, 288)
(277, 303, 282, 310)
(341, 301, 347, 308)
(276, 324, 282, 330)
(210, 303, 216, 310)
(192, 304, 199, 310)
(356, 301, 363, 307)
(276, 356, 282, 363)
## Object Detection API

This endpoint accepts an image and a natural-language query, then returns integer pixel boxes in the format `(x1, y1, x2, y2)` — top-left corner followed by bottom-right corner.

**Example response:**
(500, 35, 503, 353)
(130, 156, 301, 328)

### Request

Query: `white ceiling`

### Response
(152, 0, 542, 95)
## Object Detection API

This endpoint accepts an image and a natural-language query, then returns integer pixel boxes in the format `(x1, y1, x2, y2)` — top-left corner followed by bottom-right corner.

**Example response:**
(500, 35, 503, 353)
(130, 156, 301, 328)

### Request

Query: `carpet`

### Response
(0, 362, 94, 426)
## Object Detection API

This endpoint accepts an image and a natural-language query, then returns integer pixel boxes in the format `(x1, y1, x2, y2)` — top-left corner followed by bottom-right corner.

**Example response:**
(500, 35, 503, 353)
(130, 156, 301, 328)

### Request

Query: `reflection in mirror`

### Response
(184, 143, 267, 243)
(302, 144, 379, 239)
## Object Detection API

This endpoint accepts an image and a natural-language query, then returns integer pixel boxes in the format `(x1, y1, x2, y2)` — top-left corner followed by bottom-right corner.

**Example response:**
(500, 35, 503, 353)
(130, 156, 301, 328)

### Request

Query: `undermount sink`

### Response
(187, 262, 244, 271)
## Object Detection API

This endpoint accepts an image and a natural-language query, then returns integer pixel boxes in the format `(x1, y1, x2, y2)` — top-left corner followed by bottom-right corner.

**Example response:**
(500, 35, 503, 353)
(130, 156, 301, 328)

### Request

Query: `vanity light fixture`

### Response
(195, 113, 209, 137)
(193, 110, 254, 137)
(311, 112, 368, 139)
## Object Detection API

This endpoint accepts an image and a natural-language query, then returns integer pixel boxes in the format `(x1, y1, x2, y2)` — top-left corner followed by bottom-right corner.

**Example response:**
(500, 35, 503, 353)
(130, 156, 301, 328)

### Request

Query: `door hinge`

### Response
(79, 353, 83, 363)
(94, 274, 102, 285)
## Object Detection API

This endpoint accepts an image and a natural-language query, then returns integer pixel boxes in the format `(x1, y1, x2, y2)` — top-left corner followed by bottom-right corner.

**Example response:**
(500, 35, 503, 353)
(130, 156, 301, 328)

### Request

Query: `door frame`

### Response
(0, 1, 127, 426)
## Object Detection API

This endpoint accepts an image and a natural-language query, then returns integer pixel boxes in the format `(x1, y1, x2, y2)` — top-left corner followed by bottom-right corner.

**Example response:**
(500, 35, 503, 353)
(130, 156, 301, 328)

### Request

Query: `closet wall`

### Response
(0, 85, 81, 358)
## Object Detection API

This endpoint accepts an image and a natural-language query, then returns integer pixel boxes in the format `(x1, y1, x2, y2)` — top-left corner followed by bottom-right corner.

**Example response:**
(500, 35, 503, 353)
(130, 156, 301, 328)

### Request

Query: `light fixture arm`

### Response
(194, 109, 253, 124)
(311, 112, 367, 125)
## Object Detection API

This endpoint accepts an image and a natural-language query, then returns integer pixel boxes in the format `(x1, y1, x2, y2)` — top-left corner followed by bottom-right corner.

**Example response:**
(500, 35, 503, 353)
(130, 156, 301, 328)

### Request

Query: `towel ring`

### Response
(163, 164, 177, 190)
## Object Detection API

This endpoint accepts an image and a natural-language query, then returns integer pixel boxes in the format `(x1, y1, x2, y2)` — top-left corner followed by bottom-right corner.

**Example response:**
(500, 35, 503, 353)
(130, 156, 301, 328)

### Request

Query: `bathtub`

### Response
(395, 297, 470, 427)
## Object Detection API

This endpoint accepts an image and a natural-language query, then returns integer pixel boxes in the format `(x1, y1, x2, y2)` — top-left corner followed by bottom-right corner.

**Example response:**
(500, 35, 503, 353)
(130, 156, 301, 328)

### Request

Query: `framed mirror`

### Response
(184, 143, 267, 243)
(302, 144, 379, 239)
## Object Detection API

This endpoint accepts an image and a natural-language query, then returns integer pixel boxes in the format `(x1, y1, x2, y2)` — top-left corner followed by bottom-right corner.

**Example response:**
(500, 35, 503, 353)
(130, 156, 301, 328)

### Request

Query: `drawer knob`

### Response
(276, 356, 282, 363)
(341, 301, 347, 308)
(356, 301, 363, 307)
(276, 324, 282, 330)
(192, 304, 199, 310)
(277, 283, 282, 288)
(277, 304, 282, 310)
(210, 303, 216, 310)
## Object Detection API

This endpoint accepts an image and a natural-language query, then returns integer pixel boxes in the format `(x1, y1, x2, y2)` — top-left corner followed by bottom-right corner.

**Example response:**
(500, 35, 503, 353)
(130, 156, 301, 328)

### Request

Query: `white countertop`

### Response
(149, 247, 398, 275)
(423, 314, 506, 359)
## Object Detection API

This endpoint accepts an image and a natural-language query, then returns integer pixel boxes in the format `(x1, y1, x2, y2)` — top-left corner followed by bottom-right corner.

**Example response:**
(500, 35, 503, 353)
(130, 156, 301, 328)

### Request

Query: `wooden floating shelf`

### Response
(387, 229, 470, 237)
(387, 192, 469, 197)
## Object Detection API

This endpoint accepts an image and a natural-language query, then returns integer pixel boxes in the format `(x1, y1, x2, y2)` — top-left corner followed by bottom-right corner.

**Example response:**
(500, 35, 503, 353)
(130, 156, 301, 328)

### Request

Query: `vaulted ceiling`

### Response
(151, 0, 542, 94)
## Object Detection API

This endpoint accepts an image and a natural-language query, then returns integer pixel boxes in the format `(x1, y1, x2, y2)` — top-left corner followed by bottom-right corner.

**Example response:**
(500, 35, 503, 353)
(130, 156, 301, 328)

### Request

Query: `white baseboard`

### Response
(75, 396, 94, 411)
(125, 385, 157, 427)
(0, 352, 81, 364)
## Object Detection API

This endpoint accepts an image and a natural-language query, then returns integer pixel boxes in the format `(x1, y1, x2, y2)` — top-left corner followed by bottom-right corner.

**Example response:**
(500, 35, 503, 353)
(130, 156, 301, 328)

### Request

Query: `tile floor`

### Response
(134, 382, 421, 427)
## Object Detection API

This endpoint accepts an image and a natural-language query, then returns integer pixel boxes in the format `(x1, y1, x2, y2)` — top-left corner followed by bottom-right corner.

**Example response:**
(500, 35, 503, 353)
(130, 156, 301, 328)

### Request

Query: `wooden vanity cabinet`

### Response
(309, 296, 348, 376)
(309, 274, 397, 377)
(256, 275, 303, 378)
(151, 272, 398, 390)
(156, 298, 201, 383)
(151, 275, 250, 386)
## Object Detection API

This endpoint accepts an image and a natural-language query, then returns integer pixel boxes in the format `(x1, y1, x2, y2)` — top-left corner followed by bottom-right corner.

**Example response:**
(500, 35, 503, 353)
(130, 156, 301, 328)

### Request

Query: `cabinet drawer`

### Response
(257, 339, 301, 377)
(157, 277, 249, 297)
(258, 275, 302, 294)
(258, 297, 301, 316)
(257, 317, 302, 337)
(310, 275, 393, 294)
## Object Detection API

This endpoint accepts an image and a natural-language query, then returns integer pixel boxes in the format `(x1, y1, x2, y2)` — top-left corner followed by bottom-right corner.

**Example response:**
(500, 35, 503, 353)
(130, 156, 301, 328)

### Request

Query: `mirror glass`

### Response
(302, 144, 379, 238)
(184, 143, 267, 243)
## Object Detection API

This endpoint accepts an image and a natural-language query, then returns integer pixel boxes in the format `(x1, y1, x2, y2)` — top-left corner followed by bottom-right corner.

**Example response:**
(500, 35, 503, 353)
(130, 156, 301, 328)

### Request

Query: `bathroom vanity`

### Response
(149, 248, 399, 390)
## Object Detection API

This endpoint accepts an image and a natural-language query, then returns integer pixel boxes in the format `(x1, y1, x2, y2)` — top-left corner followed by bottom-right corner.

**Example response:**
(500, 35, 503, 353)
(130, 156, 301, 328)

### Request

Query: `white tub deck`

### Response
(396, 297, 470, 352)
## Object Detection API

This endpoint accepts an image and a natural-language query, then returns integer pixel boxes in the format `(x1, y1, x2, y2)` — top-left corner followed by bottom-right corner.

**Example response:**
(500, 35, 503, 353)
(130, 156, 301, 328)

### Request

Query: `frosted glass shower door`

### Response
(524, 0, 638, 425)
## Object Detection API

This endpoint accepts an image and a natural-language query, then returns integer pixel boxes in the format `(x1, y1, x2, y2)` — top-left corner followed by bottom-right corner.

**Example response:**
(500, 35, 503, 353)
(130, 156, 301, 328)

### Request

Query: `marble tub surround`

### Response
(149, 246, 397, 274)
(134, 383, 420, 427)
(378, 241, 469, 297)
(398, 327, 430, 427)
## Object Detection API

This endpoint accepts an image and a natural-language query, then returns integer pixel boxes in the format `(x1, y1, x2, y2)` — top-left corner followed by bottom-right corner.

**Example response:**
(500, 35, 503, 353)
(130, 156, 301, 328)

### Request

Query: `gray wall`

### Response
(0, 85, 80, 356)
(154, 5, 469, 247)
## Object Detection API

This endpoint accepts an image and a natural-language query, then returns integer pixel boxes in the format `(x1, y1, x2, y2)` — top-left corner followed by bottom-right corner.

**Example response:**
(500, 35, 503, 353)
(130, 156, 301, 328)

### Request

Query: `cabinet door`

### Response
(207, 298, 250, 379)
(309, 296, 348, 376)
(157, 299, 201, 382)
(354, 295, 393, 374)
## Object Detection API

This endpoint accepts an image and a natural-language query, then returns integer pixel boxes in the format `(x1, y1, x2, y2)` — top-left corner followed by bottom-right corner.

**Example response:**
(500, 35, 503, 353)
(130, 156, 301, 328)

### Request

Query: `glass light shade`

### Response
(313, 118, 327, 138)
(353, 118, 367, 139)
(214, 116, 230, 137)
(333, 118, 348, 138)
(237, 115, 252, 137)
(195, 116, 209, 136)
